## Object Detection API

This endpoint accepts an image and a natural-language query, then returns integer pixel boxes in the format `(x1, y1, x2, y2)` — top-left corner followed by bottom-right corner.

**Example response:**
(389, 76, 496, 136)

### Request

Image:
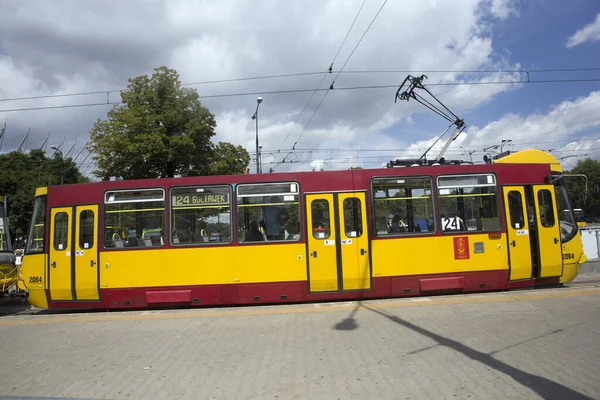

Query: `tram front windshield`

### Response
(554, 177, 578, 242)
(0, 200, 9, 252)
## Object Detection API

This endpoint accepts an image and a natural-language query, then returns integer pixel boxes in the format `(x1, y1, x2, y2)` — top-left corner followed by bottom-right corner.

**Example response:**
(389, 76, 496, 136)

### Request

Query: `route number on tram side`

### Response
(442, 217, 462, 231)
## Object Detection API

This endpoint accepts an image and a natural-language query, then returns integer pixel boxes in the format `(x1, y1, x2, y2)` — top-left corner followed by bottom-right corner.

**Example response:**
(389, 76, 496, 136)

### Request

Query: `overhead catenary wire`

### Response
(275, 0, 390, 169)
(275, 0, 368, 155)
(1, 66, 599, 104)
(2, 77, 600, 114)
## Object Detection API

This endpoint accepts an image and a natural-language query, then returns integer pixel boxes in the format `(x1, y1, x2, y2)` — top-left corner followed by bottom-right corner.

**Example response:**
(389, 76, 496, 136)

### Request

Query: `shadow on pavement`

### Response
(339, 303, 593, 400)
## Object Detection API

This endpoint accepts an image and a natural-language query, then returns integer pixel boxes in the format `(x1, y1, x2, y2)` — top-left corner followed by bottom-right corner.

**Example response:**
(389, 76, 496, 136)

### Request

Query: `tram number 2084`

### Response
(562, 253, 575, 261)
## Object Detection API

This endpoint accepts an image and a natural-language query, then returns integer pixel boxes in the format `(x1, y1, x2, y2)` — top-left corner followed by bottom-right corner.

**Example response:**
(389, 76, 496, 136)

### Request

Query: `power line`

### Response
(1, 78, 600, 114)
(331, 0, 389, 86)
(1, 66, 598, 104)
(276, 0, 368, 154)
(277, 0, 389, 167)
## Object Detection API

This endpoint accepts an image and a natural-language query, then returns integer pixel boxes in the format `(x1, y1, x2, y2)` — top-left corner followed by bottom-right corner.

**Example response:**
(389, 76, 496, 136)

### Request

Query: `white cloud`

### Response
(489, 0, 519, 20)
(1, 0, 572, 175)
(566, 13, 600, 48)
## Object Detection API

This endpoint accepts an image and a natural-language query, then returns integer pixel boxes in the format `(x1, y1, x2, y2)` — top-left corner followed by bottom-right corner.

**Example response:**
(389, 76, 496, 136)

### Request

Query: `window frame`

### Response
(102, 187, 166, 250)
(169, 184, 233, 247)
(235, 181, 302, 244)
(342, 197, 363, 238)
(53, 211, 70, 251)
(370, 175, 437, 238)
(506, 190, 525, 230)
(537, 189, 556, 228)
(78, 209, 95, 250)
(311, 199, 331, 240)
(25, 195, 47, 255)
(436, 173, 501, 234)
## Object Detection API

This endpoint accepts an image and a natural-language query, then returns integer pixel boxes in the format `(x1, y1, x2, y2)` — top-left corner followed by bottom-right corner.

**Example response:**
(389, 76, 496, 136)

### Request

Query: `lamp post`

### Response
(50, 145, 63, 185)
(252, 97, 263, 173)
(500, 139, 512, 153)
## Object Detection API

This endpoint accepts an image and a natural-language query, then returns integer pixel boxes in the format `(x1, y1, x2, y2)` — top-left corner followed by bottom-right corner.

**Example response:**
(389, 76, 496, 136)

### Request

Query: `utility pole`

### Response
(251, 97, 263, 173)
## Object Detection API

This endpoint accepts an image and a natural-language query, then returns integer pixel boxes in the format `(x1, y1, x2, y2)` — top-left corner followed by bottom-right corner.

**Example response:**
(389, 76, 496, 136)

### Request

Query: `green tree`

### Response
(209, 142, 251, 176)
(0, 149, 87, 242)
(564, 158, 600, 218)
(87, 66, 249, 180)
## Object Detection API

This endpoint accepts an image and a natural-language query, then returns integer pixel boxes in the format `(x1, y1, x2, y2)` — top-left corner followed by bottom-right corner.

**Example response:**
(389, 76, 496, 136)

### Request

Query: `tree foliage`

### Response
(0, 149, 87, 242)
(87, 67, 249, 180)
(209, 142, 251, 176)
(564, 157, 600, 217)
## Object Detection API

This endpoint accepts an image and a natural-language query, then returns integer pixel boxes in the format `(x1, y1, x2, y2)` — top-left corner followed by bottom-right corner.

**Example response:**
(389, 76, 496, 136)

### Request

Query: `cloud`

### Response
(456, 90, 600, 166)
(489, 0, 519, 20)
(0, 0, 539, 175)
(566, 13, 600, 48)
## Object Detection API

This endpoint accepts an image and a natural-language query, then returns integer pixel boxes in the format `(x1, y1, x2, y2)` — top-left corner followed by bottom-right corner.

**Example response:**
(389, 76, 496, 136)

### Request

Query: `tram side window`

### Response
(437, 174, 500, 233)
(507, 191, 525, 229)
(79, 210, 95, 249)
(53, 212, 69, 251)
(170, 186, 232, 245)
(537, 189, 555, 228)
(372, 177, 435, 236)
(343, 198, 363, 237)
(237, 182, 301, 243)
(311, 200, 331, 239)
(103, 189, 165, 249)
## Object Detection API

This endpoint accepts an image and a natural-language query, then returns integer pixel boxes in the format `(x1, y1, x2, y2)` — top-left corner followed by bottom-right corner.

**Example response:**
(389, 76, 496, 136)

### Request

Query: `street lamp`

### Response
(251, 97, 263, 173)
(500, 139, 512, 153)
(50, 145, 64, 185)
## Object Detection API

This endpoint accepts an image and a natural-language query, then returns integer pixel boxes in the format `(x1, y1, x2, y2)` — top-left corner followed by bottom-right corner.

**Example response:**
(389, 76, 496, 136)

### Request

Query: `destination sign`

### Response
(172, 193, 229, 207)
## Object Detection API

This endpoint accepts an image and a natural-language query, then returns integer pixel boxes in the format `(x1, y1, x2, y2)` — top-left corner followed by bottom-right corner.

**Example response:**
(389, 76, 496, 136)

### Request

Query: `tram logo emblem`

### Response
(453, 237, 470, 260)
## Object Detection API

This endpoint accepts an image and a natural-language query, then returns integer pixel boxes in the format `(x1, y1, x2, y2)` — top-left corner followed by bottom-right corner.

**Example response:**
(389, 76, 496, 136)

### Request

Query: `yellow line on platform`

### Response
(1, 287, 599, 327)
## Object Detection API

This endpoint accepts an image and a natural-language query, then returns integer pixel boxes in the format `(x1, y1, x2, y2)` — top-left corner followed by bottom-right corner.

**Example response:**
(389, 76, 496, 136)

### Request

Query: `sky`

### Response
(0, 0, 599, 176)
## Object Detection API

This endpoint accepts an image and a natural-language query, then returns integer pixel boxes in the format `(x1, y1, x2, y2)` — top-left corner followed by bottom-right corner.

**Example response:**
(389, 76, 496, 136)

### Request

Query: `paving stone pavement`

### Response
(0, 283, 599, 400)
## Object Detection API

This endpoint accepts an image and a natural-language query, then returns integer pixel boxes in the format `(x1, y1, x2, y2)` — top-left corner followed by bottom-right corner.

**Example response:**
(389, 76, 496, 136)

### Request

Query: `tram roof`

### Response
(39, 149, 560, 207)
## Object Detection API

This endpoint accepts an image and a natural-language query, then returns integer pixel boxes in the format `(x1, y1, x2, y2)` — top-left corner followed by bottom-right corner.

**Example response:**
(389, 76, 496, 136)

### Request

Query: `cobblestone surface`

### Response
(0, 283, 599, 399)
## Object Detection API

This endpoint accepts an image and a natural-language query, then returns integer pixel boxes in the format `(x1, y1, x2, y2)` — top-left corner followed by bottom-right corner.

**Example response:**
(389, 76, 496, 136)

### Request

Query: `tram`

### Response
(18, 149, 585, 310)
(0, 195, 17, 294)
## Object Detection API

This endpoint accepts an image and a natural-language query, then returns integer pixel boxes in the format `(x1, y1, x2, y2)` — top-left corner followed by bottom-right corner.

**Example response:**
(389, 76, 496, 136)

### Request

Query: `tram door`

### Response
(49, 207, 73, 300)
(533, 185, 562, 277)
(306, 192, 371, 293)
(49, 205, 99, 301)
(74, 205, 99, 300)
(503, 187, 533, 280)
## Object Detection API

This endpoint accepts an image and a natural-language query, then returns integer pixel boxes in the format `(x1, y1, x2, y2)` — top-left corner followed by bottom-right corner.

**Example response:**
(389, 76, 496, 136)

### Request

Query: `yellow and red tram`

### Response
(18, 149, 585, 310)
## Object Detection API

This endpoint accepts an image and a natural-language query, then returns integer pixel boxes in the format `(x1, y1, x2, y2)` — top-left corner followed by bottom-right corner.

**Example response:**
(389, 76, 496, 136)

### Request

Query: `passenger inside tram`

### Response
(246, 220, 264, 242)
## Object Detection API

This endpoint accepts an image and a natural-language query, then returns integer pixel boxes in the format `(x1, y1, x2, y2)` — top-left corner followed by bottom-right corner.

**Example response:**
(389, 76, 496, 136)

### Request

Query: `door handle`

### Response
(90, 260, 96, 267)
(51, 261, 56, 268)
(311, 251, 317, 258)
(361, 248, 367, 256)
(554, 238, 559, 244)
(510, 240, 516, 247)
